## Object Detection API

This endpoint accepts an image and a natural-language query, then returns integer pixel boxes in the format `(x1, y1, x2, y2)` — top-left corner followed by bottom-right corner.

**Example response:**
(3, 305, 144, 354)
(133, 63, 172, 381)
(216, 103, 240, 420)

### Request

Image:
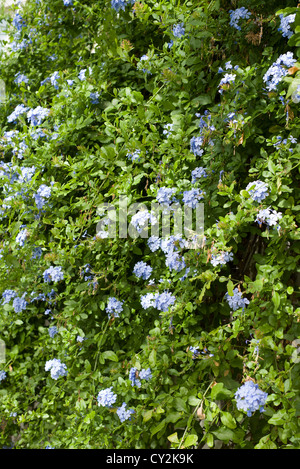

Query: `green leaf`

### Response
(211, 383, 232, 400)
(143, 410, 153, 422)
(151, 420, 166, 436)
(220, 411, 237, 429)
(167, 432, 179, 444)
(227, 280, 234, 296)
(184, 434, 198, 447)
(102, 350, 118, 362)
(272, 291, 280, 310)
(149, 349, 156, 367)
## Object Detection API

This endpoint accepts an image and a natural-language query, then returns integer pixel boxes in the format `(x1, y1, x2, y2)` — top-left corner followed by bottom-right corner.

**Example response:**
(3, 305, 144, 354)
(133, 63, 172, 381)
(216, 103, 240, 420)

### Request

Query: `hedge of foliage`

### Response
(0, 0, 299, 449)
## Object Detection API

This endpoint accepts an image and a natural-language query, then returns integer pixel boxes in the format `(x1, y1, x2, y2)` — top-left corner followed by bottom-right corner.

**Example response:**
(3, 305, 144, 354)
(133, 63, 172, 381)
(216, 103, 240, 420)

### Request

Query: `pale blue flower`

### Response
(97, 387, 117, 408)
(235, 380, 268, 417)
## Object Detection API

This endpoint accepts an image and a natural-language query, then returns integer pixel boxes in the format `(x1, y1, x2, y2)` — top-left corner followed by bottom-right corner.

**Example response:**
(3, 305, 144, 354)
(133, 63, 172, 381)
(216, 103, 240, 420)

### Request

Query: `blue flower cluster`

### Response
(245, 180, 269, 202)
(225, 288, 250, 312)
(111, 0, 135, 13)
(256, 207, 282, 229)
(189, 346, 201, 359)
(116, 402, 135, 422)
(163, 123, 174, 137)
(190, 136, 204, 156)
(34, 184, 52, 210)
(14, 72, 29, 85)
(191, 167, 207, 184)
(0, 370, 7, 382)
(97, 387, 117, 408)
(130, 209, 157, 233)
(140, 290, 176, 312)
(49, 326, 58, 338)
(106, 297, 124, 318)
(43, 266, 64, 283)
(229, 7, 251, 30)
(63, 0, 73, 5)
(133, 261, 152, 280)
(235, 380, 268, 417)
(2, 289, 17, 305)
(219, 73, 236, 93)
(12, 293, 28, 313)
(50, 71, 60, 90)
(15, 228, 28, 247)
(278, 14, 295, 39)
(126, 149, 141, 161)
(182, 188, 205, 208)
(168, 22, 185, 48)
(45, 358, 68, 380)
(156, 187, 177, 205)
(263, 52, 296, 92)
(211, 251, 234, 267)
(27, 106, 50, 126)
(12, 13, 26, 31)
(90, 92, 100, 104)
(129, 367, 152, 387)
(7, 104, 29, 123)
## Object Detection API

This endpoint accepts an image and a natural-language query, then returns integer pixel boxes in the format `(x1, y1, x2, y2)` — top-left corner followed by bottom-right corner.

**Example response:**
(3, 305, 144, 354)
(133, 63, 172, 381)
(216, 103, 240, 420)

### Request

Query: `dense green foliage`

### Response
(0, 0, 299, 449)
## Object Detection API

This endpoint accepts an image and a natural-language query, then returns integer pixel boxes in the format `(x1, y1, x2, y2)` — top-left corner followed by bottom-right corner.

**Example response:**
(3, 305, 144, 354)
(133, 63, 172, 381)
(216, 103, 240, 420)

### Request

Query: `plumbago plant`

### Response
(0, 0, 299, 450)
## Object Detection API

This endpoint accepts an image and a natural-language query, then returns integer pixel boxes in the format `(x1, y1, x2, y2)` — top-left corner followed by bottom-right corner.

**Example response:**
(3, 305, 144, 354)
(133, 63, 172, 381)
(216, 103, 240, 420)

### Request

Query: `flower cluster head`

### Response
(229, 7, 251, 30)
(7, 104, 29, 123)
(12, 12, 26, 30)
(78, 69, 86, 81)
(111, 0, 135, 12)
(133, 261, 152, 280)
(183, 188, 205, 208)
(97, 387, 117, 408)
(116, 402, 135, 422)
(45, 358, 68, 380)
(129, 367, 152, 387)
(50, 71, 60, 90)
(190, 135, 204, 156)
(156, 187, 177, 205)
(27, 106, 50, 126)
(141, 290, 175, 312)
(246, 180, 269, 202)
(235, 380, 268, 417)
(34, 184, 52, 210)
(126, 149, 141, 161)
(191, 167, 207, 183)
(147, 236, 161, 252)
(211, 251, 234, 267)
(173, 23, 185, 38)
(130, 209, 157, 233)
(90, 92, 100, 104)
(15, 228, 28, 247)
(14, 73, 29, 85)
(189, 346, 201, 359)
(13, 293, 27, 313)
(263, 52, 296, 92)
(256, 207, 282, 229)
(43, 266, 64, 283)
(49, 326, 58, 338)
(225, 288, 250, 312)
(219, 73, 236, 93)
(0, 370, 7, 382)
(106, 297, 124, 318)
(278, 14, 295, 39)
(163, 123, 174, 137)
(2, 289, 17, 305)
(63, 0, 73, 5)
